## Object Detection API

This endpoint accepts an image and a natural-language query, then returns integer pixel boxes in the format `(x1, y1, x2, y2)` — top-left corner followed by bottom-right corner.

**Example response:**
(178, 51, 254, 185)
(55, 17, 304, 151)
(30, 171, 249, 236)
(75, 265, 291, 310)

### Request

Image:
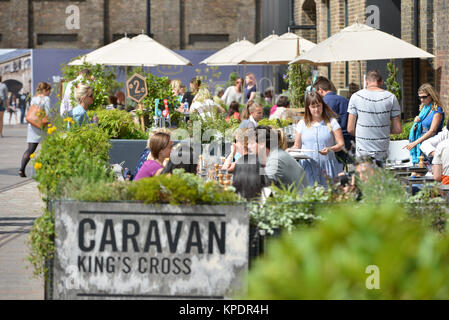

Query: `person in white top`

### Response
(420, 126, 449, 158)
(432, 139, 449, 184)
(221, 77, 243, 106)
(190, 86, 225, 119)
(60, 69, 92, 117)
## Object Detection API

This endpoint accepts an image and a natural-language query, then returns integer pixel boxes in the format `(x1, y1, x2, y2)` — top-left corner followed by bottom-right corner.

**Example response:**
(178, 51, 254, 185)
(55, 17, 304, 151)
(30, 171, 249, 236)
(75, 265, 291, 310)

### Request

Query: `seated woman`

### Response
(405, 83, 445, 164)
(71, 84, 93, 125)
(190, 86, 225, 118)
(134, 131, 173, 181)
(225, 101, 241, 122)
(161, 144, 198, 175)
(222, 128, 256, 173)
(232, 154, 269, 200)
(269, 96, 291, 120)
(288, 92, 344, 186)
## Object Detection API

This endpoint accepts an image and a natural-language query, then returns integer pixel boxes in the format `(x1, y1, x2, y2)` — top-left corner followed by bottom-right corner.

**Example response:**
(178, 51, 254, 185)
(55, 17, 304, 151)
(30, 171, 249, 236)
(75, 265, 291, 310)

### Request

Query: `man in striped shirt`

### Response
(347, 70, 402, 163)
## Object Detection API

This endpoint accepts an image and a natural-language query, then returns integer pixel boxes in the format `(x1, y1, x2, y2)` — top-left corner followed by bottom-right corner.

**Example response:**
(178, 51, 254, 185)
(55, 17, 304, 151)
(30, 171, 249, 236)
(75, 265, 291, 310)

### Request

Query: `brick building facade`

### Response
(291, 0, 449, 119)
(0, 0, 258, 51)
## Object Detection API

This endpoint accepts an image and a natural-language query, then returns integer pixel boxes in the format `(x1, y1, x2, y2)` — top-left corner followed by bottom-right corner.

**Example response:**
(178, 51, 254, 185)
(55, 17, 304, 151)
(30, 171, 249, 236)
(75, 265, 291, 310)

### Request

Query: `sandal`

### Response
(19, 170, 26, 178)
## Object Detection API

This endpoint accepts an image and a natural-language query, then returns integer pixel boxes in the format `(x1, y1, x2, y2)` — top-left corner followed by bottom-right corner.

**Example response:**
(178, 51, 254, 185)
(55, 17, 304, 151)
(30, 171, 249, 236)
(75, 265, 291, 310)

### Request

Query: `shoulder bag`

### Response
(26, 98, 49, 129)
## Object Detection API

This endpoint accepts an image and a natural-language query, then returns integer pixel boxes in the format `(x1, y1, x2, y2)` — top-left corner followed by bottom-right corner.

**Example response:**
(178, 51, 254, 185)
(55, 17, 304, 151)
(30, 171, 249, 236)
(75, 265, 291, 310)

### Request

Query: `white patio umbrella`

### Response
(239, 32, 316, 65)
(289, 23, 435, 87)
(68, 36, 132, 66)
(290, 23, 434, 65)
(200, 39, 255, 66)
(89, 34, 192, 67)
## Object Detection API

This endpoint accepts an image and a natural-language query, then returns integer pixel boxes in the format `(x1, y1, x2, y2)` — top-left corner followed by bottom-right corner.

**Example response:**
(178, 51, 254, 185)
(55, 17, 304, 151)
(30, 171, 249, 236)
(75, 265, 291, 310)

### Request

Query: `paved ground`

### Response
(0, 123, 44, 300)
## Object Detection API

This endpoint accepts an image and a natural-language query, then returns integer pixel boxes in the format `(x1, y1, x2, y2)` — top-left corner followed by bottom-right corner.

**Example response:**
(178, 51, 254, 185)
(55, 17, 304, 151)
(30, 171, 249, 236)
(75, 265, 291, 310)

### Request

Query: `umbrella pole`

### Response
(272, 65, 276, 97)
(358, 60, 362, 90)
(242, 64, 247, 104)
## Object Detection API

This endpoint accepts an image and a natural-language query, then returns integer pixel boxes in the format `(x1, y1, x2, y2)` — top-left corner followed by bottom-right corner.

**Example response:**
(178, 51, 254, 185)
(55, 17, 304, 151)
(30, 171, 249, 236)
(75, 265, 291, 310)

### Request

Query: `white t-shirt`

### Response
(221, 86, 243, 106)
(190, 99, 219, 119)
(432, 139, 449, 176)
(296, 118, 341, 134)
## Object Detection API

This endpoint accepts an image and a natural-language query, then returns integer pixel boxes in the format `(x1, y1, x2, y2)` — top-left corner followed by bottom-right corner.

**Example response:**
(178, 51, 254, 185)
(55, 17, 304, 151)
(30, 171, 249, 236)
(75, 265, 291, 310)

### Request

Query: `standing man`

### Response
(314, 76, 354, 163)
(347, 70, 402, 164)
(0, 76, 9, 138)
(18, 89, 29, 124)
(60, 68, 91, 116)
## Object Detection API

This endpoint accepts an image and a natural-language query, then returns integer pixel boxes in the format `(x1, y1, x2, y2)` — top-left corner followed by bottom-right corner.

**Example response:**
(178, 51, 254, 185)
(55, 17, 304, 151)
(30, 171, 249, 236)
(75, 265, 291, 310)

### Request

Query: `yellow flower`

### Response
(30, 153, 36, 159)
(48, 123, 52, 128)
(64, 117, 73, 123)
(34, 162, 43, 170)
(47, 126, 57, 134)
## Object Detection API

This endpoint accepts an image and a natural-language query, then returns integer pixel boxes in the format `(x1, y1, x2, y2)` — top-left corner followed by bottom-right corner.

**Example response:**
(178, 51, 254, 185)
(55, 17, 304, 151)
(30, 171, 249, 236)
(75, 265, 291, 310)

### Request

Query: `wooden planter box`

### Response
(50, 201, 249, 300)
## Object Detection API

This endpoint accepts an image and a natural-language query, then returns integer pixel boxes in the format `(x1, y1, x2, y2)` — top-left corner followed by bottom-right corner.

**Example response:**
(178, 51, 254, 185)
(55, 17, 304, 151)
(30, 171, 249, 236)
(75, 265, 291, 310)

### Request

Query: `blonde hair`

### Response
(74, 83, 91, 104)
(240, 101, 262, 121)
(276, 128, 287, 150)
(36, 82, 51, 95)
(418, 83, 445, 112)
(171, 79, 182, 95)
(233, 128, 255, 154)
(193, 86, 212, 103)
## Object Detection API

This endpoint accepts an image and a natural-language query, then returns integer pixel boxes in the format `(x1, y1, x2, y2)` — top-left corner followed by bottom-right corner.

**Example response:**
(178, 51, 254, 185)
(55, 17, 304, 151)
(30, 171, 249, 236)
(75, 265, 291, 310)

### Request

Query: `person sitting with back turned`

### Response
(255, 125, 308, 192)
(61, 68, 92, 116)
(71, 84, 93, 125)
(432, 139, 449, 185)
(232, 154, 270, 200)
(347, 70, 402, 165)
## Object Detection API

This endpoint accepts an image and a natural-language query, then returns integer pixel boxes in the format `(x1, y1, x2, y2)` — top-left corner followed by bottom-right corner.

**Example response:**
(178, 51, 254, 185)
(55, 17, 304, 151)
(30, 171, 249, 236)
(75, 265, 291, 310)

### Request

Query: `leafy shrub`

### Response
(62, 178, 133, 202)
(27, 209, 55, 279)
(390, 120, 414, 141)
(258, 118, 292, 129)
(358, 167, 408, 204)
(61, 62, 123, 111)
(33, 123, 111, 198)
(250, 184, 330, 235)
(128, 169, 239, 205)
(87, 109, 148, 140)
(179, 110, 240, 143)
(245, 201, 449, 299)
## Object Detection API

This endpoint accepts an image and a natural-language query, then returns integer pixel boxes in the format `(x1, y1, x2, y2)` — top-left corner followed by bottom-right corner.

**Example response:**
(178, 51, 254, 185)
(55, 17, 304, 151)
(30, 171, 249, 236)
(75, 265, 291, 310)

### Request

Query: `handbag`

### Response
(26, 98, 49, 129)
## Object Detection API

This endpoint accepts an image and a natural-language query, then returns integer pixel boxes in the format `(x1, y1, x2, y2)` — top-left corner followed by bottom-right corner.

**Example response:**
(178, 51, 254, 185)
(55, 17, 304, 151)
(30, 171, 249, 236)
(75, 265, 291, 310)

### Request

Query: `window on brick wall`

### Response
(112, 33, 140, 41)
(188, 34, 229, 45)
(37, 34, 77, 45)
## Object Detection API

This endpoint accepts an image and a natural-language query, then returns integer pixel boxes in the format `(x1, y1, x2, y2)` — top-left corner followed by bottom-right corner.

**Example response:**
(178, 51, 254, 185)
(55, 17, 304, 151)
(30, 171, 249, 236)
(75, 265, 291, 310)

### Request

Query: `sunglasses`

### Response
(419, 95, 430, 100)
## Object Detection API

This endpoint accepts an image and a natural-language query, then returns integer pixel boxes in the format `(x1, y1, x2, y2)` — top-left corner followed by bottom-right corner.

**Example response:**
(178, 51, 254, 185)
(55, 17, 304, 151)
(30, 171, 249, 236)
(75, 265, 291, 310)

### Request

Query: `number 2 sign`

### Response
(126, 73, 148, 103)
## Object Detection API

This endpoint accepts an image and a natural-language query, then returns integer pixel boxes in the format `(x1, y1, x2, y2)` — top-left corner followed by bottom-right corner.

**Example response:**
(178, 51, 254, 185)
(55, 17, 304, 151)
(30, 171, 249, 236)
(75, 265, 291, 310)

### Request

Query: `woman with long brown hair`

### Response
(289, 92, 344, 185)
(404, 83, 445, 164)
(19, 82, 52, 177)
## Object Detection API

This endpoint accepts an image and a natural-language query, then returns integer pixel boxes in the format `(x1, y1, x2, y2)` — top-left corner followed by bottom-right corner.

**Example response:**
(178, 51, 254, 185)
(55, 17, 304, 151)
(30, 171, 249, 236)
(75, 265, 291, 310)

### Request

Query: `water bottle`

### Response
(184, 102, 189, 113)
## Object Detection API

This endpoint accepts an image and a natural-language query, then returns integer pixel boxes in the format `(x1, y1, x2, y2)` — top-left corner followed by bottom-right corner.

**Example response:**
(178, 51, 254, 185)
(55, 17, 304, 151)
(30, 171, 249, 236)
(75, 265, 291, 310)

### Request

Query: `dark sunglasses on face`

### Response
(419, 94, 430, 100)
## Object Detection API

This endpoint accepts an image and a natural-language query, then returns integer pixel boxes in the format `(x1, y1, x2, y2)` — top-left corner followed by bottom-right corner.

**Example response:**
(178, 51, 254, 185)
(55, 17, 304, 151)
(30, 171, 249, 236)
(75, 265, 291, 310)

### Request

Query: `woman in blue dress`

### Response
(404, 83, 445, 164)
(289, 92, 345, 186)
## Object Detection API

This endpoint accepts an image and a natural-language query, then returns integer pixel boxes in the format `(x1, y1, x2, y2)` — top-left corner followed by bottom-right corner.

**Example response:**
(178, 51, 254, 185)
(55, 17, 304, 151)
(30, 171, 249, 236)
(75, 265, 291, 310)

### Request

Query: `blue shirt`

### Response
(323, 92, 350, 136)
(71, 105, 89, 125)
(245, 86, 257, 102)
(422, 105, 444, 133)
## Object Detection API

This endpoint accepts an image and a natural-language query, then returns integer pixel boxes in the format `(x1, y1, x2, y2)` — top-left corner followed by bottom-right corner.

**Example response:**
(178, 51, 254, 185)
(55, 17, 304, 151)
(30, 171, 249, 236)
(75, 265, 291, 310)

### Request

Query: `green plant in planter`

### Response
(386, 60, 402, 104)
(140, 73, 182, 126)
(27, 209, 55, 279)
(87, 109, 148, 140)
(286, 64, 311, 109)
(128, 169, 239, 205)
(244, 201, 449, 299)
(390, 120, 414, 141)
(178, 110, 240, 143)
(250, 183, 331, 235)
(33, 123, 111, 198)
(61, 62, 123, 111)
(258, 118, 292, 129)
